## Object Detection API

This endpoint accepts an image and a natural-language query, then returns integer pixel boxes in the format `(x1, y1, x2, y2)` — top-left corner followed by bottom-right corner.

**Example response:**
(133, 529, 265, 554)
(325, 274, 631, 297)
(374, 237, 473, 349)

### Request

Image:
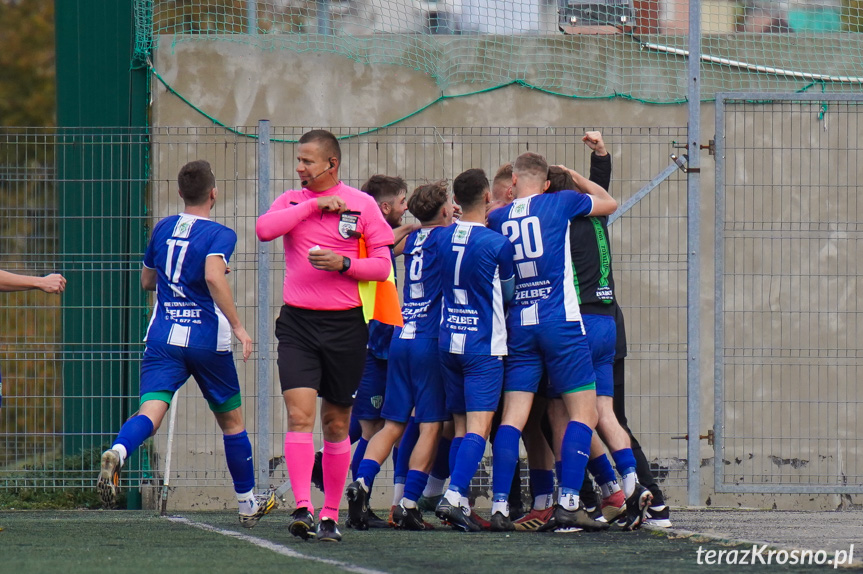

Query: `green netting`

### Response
(134, 0, 863, 102)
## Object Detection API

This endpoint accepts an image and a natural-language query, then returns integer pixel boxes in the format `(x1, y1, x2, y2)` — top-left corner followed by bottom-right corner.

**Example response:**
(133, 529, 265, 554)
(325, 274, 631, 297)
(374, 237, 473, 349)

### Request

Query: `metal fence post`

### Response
(686, 0, 703, 507)
(247, 0, 257, 34)
(713, 95, 726, 498)
(317, 0, 331, 35)
(256, 120, 271, 488)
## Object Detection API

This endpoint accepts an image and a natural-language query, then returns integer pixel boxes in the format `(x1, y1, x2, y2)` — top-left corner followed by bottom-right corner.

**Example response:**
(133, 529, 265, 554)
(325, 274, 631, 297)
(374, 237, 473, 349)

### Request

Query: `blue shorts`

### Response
(140, 341, 241, 412)
(504, 321, 596, 396)
(440, 352, 503, 414)
(353, 352, 388, 421)
(583, 314, 616, 397)
(382, 337, 448, 423)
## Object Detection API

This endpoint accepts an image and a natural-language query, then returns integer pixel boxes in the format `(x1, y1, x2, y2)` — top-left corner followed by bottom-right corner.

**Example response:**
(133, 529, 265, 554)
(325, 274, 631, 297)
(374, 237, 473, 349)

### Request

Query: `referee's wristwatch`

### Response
(339, 256, 351, 274)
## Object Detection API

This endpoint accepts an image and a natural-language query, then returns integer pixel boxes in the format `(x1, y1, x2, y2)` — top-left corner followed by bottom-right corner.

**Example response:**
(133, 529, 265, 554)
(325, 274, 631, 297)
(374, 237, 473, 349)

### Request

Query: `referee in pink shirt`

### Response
(256, 130, 394, 542)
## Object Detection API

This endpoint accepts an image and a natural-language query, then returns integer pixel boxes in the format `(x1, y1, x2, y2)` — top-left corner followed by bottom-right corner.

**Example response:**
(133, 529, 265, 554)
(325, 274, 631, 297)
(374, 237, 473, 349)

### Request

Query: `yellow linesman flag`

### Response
(357, 236, 404, 327)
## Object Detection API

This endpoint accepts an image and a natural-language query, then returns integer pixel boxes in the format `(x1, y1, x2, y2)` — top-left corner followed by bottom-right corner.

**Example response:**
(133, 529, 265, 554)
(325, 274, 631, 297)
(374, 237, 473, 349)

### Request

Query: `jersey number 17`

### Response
(165, 239, 190, 283)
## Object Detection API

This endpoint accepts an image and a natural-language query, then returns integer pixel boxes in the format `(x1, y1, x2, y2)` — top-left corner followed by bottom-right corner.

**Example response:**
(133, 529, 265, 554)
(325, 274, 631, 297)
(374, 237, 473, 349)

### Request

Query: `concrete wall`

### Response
(146, 37, 862, 512)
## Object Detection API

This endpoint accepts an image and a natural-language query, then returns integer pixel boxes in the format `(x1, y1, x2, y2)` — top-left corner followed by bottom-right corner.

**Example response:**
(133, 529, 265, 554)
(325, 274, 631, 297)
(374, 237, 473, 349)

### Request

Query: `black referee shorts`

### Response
(275, 305, 368, 407)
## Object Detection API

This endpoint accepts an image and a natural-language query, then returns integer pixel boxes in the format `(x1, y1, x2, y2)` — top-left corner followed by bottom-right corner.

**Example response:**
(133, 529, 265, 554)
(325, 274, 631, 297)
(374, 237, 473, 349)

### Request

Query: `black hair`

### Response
(177, 160, 215, 205)
(298, 129, 341, 163)
(452, 168, 489, 209)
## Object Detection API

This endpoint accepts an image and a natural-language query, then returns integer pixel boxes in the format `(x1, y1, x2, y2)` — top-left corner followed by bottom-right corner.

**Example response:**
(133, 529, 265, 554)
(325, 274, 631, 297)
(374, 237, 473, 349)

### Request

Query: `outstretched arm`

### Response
(0, 270, 66, 293)
(584, 131, 611, 192)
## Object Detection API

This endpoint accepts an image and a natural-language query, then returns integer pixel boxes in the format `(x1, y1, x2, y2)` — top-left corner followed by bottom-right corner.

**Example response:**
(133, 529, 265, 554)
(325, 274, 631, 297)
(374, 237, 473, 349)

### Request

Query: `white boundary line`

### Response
(165, 516, 389, 574)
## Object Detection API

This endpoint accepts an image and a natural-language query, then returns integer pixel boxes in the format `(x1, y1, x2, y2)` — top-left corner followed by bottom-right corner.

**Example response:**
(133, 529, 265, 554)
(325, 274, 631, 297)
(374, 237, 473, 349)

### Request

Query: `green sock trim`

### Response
(140, 391, 174, 407)
(210, 393, 242, 413)
(562, 380, 597, 394)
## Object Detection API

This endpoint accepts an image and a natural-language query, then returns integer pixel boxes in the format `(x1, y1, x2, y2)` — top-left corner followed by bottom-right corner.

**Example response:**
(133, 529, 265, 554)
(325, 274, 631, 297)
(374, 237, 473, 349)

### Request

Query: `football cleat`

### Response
(644, 504, 672, 528)
(583, 504, 603, 521)
(489, 511, 515, 532)
(513, 506, 555, 531)
(367, 508, 391, 529)
(316, 518, 342, 542)
(392, 504, 435, 530)
(622, 484, 653, 531)
(97, 449, 122, 509)
(345, 480, 370, 530)
(238, 489, 278, 528)
(393, 503, 429, 530)
(287, 507, 316, 540)
(600, 489, 626, 522)
(537, 504, 610, 533)
(435, 498, 481, 532)
(468, 509, 491, 531)
(509, 503, 526, 522)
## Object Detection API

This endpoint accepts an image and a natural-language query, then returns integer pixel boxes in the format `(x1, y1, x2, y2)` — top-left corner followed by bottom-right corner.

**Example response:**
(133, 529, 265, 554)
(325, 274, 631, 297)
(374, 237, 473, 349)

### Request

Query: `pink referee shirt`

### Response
(256, 181, 395, 310)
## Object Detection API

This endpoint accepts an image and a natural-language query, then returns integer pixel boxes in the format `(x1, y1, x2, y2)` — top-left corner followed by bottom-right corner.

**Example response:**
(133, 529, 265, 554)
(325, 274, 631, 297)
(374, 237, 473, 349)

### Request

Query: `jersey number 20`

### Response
(501, 216, 544, 260)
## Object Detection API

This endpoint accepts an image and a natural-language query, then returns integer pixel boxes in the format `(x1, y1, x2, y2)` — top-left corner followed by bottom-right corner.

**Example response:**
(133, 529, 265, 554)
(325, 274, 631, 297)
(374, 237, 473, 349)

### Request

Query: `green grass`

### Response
(0, 446, 120, 510)
(0, 510, 839, 574)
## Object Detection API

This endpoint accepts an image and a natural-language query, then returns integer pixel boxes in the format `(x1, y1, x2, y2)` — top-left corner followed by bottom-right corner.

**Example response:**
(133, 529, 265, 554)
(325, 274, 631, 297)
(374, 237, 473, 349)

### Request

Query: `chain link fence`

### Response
(1, 125, 689, 508)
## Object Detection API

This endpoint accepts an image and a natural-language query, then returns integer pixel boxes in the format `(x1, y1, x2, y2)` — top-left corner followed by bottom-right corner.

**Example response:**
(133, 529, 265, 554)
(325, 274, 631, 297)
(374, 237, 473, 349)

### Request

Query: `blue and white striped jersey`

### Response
(487, 190, 593, 326)
(399, 226, 445, 340)
(438, 221, 514, 356)
(143, 213, 236, 351)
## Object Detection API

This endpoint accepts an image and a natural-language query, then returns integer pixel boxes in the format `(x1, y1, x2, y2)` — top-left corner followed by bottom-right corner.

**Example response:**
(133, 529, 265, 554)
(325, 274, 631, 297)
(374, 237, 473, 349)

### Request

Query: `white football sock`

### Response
(237, 489, 257, 514)
(559, 491, 580, 511)
(111, 444, 128, 466)
(491, 500, 509, 517)
(533, 493, 553, 511)
(391, 483, 405, 506)
(422, 476, 447, 497)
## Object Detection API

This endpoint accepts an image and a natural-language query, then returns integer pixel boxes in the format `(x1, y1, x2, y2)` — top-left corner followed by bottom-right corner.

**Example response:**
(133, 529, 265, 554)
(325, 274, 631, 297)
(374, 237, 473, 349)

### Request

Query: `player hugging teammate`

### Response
(342, 131, 671, 536)
(103, 131, 669, 541)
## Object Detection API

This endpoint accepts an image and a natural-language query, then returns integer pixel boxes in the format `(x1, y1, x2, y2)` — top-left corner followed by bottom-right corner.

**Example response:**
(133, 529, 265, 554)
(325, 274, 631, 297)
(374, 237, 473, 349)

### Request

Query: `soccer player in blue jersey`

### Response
(486, 151, 617, 532)
(433, 168, 516, 532)
(547, 142, 654, 530)
(97, 160, 275, 526)
(347, 181, 453, 530)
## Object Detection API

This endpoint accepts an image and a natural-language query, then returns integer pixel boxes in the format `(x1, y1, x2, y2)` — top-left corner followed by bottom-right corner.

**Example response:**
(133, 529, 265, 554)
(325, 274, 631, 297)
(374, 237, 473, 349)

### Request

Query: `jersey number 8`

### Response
(409, 249, 424, 281)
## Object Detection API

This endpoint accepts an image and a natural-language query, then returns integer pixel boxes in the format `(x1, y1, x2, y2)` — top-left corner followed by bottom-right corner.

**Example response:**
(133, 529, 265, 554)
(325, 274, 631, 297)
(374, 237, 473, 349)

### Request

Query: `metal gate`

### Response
(714, 92, 863, 494)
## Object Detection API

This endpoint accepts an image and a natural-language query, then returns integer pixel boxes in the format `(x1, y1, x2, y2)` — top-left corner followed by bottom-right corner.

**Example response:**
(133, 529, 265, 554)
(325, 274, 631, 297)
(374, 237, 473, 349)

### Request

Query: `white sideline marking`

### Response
(165, 515, 389, 574)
